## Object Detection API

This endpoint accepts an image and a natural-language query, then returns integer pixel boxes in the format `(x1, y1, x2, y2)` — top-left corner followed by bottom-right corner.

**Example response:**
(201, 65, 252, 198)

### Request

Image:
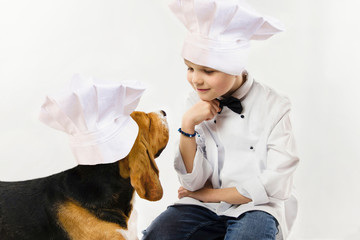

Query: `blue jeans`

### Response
(142, 205, 278, 240)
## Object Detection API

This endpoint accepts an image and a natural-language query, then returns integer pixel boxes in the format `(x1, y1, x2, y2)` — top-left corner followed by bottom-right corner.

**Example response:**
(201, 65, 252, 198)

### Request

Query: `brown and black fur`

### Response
(0, 111, 169, 240)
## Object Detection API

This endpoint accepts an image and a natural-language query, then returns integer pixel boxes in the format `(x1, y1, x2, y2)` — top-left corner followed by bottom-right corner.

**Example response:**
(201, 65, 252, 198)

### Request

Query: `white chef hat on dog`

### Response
(169, 0, 285, 75)
(39, 74, 146, 165)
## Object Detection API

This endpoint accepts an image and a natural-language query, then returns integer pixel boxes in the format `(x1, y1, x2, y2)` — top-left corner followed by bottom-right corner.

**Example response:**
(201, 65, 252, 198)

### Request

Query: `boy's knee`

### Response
(227, 211, 278, 240)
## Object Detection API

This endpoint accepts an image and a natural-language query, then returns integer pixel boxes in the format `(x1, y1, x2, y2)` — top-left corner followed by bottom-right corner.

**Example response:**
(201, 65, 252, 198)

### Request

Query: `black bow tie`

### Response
(218, 96, 243, 114)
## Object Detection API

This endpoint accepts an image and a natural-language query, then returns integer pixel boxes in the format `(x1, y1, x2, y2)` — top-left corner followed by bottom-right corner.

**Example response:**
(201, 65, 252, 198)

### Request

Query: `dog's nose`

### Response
(160, 110, 166, 117)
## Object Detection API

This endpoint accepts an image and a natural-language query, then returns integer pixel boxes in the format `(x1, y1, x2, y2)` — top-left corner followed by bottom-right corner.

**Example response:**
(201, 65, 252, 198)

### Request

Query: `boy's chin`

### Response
(197, 93, 218, 102)
(198, 96, 216, 101)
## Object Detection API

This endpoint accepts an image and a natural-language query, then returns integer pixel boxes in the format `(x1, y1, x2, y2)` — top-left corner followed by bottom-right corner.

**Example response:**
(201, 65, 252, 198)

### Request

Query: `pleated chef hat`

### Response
(39, 74, 146, 165)
(169, 0, 285, 75)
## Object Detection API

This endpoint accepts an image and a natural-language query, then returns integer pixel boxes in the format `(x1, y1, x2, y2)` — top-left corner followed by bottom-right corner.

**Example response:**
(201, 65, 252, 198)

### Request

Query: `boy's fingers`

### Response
(211, 99, 221, 112)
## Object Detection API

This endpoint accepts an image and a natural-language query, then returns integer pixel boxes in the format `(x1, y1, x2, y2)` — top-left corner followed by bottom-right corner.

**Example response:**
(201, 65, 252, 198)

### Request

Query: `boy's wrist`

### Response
(181, 116, 196, 133)
(178, 128, 197, 138)
(180, 127, 196, 137)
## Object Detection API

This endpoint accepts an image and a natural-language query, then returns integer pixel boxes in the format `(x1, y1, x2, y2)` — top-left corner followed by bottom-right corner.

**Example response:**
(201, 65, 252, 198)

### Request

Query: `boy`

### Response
(143, 0, 299, 239)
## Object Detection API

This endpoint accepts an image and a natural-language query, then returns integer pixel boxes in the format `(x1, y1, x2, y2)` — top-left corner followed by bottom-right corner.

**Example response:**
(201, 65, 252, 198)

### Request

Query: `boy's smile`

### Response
(185, 59, 244, 101)
(196, 88, 210, 92)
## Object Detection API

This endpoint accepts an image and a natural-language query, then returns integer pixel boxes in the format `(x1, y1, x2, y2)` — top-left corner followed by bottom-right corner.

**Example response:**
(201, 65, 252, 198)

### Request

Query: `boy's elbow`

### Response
(180, 182, 204, 192)
(180, 177, 209, 192)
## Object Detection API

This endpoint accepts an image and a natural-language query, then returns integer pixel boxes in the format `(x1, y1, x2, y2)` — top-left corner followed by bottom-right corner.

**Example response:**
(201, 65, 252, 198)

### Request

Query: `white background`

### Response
(1, 0, 360, 239)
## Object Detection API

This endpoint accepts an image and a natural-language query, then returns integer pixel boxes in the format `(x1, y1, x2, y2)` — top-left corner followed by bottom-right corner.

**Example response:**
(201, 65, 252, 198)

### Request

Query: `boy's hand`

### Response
(178, 186, 210, 202)
(178, 182, 215, 203)
(182, 99, 220, 129)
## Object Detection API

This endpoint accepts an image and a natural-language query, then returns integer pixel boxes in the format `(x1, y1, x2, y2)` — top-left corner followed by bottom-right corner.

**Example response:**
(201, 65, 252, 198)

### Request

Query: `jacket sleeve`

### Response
(174, 130, 213, 191)
(236, 106, 299, 205)
(173, 92, 213, 191)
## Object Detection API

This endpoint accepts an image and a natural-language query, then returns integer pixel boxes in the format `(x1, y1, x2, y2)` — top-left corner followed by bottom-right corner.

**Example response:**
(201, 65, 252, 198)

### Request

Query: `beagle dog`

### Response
(0, 111, 169, 240)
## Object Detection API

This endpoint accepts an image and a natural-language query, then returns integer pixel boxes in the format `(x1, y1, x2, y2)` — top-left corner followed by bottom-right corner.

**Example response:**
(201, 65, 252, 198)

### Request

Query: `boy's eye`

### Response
(204, 70, 214, 74)
(187, 67, 194, 72)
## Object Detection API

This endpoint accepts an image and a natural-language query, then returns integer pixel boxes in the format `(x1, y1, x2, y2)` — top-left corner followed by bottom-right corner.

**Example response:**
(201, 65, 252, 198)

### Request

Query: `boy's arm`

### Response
(180, 99, 220, 173)
(179, 122, 197, 173)
(178, 186, 252, 205)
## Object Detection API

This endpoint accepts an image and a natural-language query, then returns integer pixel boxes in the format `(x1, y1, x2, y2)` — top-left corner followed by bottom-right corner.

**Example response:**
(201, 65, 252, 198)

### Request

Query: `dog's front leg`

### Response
(57, 200, 128, 240)
(116, 208, 138, 240)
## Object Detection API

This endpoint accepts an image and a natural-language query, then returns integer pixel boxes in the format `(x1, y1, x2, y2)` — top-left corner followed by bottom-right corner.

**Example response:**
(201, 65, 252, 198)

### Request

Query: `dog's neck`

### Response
(60, 162, 135, 223)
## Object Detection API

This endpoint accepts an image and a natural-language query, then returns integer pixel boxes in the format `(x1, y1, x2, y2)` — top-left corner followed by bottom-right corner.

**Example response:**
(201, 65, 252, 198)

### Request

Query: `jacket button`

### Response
(214, 120, 217, 123)
(240, 115, 245, 118)
(250, 146, 254, 150)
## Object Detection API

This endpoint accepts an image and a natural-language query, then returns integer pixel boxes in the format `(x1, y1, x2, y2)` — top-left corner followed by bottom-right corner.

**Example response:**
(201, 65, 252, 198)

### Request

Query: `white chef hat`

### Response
(169, 0, 285, 75)
(39, 74, 146, 165)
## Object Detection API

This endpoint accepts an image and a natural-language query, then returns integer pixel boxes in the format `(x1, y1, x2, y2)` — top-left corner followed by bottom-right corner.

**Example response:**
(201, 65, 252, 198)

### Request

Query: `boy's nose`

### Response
(192, 72, 203, 85)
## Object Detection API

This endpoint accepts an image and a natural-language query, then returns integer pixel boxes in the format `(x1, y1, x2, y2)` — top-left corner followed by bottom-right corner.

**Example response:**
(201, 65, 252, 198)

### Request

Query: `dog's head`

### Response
(119, 111, 169, 201)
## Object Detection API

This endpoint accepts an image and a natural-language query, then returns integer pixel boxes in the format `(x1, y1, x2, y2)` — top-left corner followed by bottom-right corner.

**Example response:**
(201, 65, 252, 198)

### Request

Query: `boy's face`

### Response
(185, 59, 243, 101)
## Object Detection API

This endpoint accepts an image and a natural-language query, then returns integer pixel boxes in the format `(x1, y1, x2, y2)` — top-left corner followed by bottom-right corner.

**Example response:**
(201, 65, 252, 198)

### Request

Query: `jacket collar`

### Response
(231, 73, 254, 100)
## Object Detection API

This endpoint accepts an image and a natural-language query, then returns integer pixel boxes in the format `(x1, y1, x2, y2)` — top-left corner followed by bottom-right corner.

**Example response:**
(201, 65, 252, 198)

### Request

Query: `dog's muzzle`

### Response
(156, 110, 168, 128)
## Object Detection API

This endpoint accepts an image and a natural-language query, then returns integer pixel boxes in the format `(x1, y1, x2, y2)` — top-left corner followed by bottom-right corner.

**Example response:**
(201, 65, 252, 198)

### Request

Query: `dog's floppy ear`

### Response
(126, 134, 163, 201)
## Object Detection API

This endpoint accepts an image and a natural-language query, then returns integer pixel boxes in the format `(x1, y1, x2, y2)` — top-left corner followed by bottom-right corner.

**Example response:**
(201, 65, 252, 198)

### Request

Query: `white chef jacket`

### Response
(174, 74, 299, 239)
